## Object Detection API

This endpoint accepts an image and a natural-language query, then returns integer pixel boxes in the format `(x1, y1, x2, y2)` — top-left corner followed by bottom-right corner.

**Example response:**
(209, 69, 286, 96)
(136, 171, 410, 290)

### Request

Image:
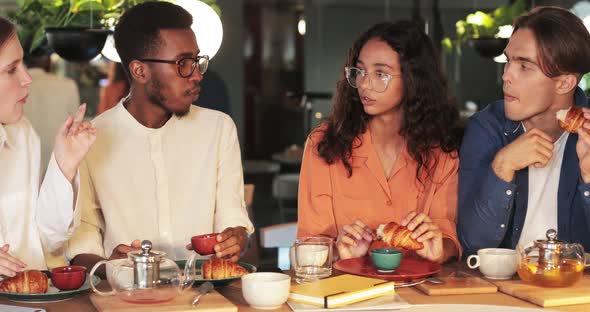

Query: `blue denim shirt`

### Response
(458, 87, 590, 256)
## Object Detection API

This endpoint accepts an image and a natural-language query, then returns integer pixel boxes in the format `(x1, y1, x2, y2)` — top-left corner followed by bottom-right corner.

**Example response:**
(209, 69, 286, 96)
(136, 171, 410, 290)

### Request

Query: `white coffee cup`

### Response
(467, 248, 518, 280)
(242, 272, 291, 309)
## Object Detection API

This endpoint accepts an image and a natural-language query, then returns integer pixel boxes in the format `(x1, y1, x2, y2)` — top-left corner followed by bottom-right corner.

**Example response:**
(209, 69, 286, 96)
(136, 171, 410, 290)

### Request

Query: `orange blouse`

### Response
(297, 127, 461, 257)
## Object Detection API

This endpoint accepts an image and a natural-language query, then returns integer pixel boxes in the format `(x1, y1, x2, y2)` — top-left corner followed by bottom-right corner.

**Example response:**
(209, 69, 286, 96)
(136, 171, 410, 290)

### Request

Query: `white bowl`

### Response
(241, 272, 291, 309)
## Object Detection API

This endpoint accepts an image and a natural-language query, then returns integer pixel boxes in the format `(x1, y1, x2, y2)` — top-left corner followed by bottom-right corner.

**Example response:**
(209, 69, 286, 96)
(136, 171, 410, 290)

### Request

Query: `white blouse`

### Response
(0, 117, 79, 270)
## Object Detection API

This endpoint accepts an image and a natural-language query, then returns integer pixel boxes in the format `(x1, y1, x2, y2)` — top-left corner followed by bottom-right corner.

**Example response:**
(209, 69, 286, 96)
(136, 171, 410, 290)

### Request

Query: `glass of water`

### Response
(290, 236, 333, 284)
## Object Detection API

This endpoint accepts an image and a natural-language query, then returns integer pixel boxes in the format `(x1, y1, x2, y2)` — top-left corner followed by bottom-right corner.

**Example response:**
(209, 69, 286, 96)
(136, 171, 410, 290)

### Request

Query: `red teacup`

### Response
(51, 265, 87, 291)
(191, 233, 218, 255)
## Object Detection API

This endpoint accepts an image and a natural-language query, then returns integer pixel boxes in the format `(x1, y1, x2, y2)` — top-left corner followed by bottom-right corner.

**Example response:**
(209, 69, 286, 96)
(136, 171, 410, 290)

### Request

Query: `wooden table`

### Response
(1, 262, 589, 311)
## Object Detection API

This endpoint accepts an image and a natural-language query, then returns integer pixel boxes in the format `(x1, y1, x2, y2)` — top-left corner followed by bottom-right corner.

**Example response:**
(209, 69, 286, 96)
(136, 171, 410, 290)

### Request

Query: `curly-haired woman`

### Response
(297, 21, 462, 263)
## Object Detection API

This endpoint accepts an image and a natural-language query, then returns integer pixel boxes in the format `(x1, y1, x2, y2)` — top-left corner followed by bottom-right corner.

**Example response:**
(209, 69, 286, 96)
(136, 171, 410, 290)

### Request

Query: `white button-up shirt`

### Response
(67, 103, 254, 261)
(0, 117, 79, 270)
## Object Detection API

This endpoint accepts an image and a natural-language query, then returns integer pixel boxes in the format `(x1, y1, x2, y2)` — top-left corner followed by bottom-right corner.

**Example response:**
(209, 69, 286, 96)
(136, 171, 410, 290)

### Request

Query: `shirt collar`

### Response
(115, 100, 178, 134)
(351, 128, 410, 166)
(573, 86, 589, 108)
(502, 119, 523, 137)
(0, 123, 14, 149)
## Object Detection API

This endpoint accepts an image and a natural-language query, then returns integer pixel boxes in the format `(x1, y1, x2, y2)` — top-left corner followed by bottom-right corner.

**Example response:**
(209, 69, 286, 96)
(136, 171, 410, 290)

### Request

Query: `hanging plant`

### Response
(9, 0, 220, 62)
(442, 0, 527, 57)
(7, 0, 147, 62)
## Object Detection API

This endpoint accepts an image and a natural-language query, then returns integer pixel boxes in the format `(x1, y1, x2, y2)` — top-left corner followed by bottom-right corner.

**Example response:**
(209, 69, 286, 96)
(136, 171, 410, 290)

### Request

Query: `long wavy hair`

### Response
(315, 21, 461, 182)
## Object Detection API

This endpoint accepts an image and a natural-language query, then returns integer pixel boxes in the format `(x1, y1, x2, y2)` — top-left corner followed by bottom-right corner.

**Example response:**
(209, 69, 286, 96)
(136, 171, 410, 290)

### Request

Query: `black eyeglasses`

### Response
(138, 55, 209, 78)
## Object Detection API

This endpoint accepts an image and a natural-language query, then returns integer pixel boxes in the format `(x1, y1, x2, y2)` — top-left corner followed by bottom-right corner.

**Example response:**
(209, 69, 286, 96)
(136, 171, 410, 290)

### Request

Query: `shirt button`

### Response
(386, 200, 392, 206)
(500, 224, 505, 228)
(584, 191, 590, 197)
(506, 190, 513, 196)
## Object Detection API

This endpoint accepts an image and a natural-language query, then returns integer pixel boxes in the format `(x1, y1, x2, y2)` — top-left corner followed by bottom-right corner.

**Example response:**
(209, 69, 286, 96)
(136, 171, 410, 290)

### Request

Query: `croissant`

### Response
(556, 106, 585, 133)
(376, 221, 424, 251)
(201, 258, 248, 279)
(0, 270, 48, 294)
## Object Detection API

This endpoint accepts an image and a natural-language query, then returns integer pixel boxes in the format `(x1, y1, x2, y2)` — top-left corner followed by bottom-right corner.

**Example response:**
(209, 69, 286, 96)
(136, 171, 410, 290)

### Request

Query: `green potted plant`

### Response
(442, 0, 527, 58)
(8, 0, 146, 62)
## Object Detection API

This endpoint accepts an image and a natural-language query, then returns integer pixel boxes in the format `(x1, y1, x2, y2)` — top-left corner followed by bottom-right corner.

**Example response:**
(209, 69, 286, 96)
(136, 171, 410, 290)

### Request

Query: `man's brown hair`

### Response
(513, 6, 590, 79)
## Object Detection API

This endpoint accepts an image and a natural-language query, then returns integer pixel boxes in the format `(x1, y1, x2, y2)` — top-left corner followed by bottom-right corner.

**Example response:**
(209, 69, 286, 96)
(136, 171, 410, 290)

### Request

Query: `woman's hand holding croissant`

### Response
(401, 212, 443, 263)
(336, 219, 374, 260)
(0, 244, 25, 281)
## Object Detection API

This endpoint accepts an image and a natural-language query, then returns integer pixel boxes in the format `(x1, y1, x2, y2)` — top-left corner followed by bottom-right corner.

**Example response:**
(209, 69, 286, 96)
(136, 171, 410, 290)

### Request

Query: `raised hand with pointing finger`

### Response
(53, 104, 97, 183)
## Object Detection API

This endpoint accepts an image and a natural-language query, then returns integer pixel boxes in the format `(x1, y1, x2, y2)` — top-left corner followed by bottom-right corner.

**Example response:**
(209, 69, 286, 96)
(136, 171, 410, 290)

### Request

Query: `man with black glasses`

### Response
(68, 2, 253, 271)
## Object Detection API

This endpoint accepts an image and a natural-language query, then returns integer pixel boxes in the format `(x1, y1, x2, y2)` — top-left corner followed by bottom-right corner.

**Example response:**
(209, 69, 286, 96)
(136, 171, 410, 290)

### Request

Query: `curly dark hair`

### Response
(315, 21, 461, 182)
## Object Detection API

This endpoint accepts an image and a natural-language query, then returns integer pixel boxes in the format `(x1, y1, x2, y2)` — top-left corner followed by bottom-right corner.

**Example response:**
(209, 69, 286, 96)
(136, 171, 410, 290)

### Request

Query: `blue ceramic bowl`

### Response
(370, 248, 402, 272)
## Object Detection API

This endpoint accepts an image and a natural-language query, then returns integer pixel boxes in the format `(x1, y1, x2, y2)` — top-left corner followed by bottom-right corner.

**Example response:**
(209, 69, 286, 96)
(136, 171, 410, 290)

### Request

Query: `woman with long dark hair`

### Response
(298, 21, 462, 263)
(0, 17, 96, 278)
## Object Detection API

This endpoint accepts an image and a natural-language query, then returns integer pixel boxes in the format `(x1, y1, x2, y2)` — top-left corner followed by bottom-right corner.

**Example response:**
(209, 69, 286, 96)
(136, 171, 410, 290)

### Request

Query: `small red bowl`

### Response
(51, 265, 87, 291)
(191, 233, 218, 255)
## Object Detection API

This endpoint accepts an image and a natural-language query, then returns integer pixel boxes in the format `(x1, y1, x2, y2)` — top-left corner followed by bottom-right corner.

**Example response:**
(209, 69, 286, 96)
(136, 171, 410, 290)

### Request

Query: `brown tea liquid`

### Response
(517, 257, 584, 287)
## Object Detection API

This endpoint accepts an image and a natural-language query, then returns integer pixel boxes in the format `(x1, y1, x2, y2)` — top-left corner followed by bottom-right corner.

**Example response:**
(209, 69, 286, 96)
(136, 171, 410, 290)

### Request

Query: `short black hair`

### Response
(114, 1, 193, 79)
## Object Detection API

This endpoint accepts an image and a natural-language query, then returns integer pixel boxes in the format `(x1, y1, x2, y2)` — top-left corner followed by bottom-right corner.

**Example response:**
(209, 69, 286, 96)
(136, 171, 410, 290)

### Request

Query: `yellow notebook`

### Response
(288, 274, 395, 308)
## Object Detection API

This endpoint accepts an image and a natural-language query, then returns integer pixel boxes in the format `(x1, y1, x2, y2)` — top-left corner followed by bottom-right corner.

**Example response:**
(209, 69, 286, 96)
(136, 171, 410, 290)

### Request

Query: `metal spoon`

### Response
(192, 282, 214, 306)
(426, 277, 445, 284)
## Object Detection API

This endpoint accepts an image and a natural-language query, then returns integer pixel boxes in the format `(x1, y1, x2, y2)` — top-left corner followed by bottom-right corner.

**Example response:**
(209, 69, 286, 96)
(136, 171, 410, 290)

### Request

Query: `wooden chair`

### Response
(259, 222, 297, 270)
(244, 184, 255, 211)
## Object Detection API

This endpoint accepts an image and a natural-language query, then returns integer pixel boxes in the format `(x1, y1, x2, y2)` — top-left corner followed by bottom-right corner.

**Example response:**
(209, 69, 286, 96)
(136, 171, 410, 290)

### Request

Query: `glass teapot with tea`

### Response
(516, 229, 585, 287)
(89, 240, 199, 303)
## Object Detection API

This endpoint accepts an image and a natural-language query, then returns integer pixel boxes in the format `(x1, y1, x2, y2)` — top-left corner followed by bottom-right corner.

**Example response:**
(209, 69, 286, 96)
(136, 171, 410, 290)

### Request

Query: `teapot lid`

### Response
(128, 240, 166, 264)
(533, 229, 564, 250)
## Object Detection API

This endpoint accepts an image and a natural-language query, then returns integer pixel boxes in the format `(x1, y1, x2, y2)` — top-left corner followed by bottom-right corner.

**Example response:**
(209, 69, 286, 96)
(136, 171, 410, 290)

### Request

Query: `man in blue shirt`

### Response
(458, 7, 590, 256)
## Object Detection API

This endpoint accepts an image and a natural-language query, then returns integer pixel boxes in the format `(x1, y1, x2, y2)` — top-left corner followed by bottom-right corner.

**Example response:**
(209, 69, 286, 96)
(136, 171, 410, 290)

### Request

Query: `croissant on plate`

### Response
(556, 106, 586, 133)
(201, 258, 248, 279)
(0, 270, 48, 294)
(376, 221, 424, 251)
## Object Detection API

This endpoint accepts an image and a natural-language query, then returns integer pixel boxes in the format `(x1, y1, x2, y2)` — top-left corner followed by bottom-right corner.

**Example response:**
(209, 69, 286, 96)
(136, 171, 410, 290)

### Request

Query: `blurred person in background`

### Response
(24, 47, 80, 175)
(97, 62, 129, 115)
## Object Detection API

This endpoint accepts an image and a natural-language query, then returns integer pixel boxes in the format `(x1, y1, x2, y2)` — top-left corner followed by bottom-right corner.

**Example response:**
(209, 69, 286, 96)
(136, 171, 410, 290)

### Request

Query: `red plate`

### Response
(333, 256, 442, 281)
